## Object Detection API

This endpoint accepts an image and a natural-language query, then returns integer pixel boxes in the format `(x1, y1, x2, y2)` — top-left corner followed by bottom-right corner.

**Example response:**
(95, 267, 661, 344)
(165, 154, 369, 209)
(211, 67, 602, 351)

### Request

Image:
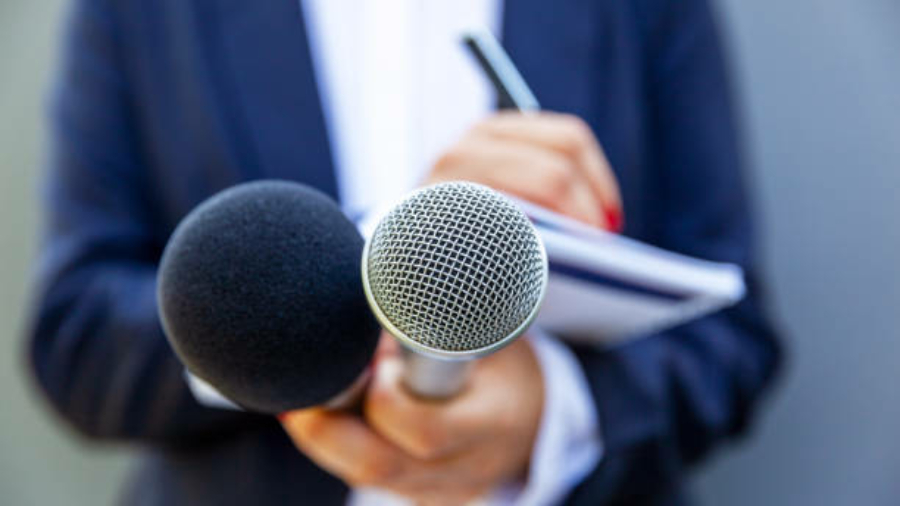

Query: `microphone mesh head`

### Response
(364, 182, 547, 354)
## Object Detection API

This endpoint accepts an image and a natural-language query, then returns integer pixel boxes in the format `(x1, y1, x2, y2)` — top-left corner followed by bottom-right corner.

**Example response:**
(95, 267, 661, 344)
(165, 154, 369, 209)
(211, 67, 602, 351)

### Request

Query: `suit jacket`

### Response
(27, 0, 781, 504)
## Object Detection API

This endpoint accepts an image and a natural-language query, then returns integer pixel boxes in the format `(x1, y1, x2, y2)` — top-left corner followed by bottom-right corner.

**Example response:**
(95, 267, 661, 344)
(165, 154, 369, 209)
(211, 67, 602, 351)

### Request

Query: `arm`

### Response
(566, 0, 782, 500)
(26, 0, 265, 443)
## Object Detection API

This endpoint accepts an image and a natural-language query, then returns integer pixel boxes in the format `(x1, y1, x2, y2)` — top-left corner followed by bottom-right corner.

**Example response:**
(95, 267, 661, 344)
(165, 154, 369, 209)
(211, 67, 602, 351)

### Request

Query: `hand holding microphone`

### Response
(281, 112, 624, 502)
(282, 333, 544, 505)
(156, 175, 552, 504)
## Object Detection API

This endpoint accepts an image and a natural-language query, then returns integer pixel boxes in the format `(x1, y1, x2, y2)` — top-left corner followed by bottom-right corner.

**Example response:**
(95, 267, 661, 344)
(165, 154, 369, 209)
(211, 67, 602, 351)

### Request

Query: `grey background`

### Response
(697, 1, 900, 505)
(0, 1, 897, 505)
(0, 2, 132, 506)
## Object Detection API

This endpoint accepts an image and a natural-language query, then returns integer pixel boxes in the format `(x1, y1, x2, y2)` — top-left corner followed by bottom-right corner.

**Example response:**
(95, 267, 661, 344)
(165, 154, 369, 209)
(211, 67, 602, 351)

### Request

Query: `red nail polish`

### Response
(276, 412, 290, 423)
(604, 207, 624, 233)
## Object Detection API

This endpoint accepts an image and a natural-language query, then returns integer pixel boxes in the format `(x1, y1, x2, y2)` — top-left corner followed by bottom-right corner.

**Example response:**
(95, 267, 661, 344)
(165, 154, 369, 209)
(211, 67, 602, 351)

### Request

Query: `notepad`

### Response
(510, 197, 746, 346)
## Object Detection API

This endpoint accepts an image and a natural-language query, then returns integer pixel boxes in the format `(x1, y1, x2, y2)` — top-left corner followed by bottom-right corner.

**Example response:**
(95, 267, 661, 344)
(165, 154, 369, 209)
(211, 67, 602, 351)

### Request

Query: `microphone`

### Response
(362, 182, 548, 399)
(157, 180, 380, 414)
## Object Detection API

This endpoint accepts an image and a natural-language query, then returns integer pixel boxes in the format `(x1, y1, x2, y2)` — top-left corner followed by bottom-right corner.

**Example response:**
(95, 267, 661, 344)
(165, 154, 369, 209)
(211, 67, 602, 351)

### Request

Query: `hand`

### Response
(280, 335, 544, 505)
(424, 111, 623, 231)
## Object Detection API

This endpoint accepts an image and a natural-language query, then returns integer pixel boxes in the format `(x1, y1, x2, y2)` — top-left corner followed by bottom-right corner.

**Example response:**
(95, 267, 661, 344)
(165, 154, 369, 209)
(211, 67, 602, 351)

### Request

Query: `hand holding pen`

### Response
(422, 30, 624, 230)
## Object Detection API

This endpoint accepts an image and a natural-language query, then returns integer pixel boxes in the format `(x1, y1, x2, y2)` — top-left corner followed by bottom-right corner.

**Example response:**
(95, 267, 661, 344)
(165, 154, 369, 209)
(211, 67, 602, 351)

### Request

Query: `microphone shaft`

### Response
(401, 350, 473, 399)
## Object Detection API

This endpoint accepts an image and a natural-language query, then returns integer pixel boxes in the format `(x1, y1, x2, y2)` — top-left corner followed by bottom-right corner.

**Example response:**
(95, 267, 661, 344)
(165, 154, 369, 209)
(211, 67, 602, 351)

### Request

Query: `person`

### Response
(26, 0, 781, 504)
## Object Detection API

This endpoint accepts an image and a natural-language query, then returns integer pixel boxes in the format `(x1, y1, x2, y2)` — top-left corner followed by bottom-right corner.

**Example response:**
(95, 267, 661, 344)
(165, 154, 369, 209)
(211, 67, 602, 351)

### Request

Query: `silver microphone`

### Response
(361, 182, 548, 399)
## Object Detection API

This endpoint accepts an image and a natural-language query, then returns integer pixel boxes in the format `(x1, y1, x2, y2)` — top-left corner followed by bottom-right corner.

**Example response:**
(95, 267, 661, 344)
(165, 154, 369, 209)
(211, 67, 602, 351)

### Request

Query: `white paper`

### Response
(511, 198, 746, 345)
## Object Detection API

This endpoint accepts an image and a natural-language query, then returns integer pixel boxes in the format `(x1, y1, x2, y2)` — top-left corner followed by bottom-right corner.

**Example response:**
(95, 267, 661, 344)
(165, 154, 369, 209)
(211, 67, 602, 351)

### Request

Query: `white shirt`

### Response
(300, 1, 603, 504)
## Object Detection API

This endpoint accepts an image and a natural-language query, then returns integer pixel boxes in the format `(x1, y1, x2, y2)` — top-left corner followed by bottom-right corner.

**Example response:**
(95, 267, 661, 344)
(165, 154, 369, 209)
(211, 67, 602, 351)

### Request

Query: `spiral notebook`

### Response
(511, 198, 746, 346)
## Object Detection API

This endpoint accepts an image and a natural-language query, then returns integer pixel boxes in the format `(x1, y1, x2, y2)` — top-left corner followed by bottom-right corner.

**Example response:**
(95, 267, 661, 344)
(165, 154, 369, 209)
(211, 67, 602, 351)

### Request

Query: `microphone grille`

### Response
(364, 182, 547, 355)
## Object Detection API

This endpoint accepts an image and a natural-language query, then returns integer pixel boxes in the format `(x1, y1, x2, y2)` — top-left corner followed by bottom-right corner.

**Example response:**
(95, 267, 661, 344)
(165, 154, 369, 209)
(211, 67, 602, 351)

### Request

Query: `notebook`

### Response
(512, 198, 746, 346)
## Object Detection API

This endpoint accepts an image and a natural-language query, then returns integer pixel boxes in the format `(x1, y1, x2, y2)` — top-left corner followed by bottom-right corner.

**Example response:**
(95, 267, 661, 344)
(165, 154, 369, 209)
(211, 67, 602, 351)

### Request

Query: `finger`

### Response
(364, 355, 491, 461)
(375, 330, 401, 361)
(282, 408, 487, 498)
(429, 138, 602, 225)
(280, 408, 407, 487)
(570, 181, 607, 229)
(571, 126, 623, 230)
(477, 112, 623, 228)
(375, 345, 540, 490)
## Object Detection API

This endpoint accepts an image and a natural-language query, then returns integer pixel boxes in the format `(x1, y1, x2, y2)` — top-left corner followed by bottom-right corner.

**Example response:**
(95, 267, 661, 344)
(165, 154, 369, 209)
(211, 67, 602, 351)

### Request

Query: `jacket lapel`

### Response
(208, 0, 339, 199)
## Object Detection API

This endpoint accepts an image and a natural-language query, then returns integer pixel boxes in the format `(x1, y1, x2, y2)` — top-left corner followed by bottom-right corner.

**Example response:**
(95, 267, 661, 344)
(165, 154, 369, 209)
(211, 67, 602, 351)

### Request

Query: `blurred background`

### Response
(1, 0, 897, 504)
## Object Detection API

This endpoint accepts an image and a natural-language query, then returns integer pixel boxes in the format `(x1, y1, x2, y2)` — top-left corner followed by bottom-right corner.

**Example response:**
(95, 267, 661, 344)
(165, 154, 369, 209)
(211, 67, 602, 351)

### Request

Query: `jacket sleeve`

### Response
(25, 0, 267, 444)
(566, 0, 782, 501)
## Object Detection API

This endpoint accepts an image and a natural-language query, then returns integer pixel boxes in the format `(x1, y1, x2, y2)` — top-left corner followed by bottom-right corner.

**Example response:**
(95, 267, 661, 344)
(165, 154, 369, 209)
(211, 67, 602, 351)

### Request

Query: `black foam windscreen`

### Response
(157, 180, 380, 414)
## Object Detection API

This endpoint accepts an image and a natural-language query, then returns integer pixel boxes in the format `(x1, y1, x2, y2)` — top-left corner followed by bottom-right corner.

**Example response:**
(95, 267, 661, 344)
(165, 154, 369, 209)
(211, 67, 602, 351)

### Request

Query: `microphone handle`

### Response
(401, 349, 474, 399)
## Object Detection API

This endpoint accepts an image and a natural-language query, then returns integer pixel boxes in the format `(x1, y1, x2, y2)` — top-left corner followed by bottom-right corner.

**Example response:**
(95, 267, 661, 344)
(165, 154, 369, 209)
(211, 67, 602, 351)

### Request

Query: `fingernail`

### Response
(604, 207, 624, 233)
(276, 412, 290, 423)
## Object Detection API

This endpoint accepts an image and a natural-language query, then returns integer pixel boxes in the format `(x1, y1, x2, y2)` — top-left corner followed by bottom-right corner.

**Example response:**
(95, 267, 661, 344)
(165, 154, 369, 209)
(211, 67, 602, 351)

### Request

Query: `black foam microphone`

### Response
(157, 180, 380, 414)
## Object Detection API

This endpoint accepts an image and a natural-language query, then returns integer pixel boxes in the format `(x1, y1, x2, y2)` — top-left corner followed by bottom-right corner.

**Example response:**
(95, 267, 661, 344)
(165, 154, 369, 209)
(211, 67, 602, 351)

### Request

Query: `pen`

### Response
(462, 29, 540, 112)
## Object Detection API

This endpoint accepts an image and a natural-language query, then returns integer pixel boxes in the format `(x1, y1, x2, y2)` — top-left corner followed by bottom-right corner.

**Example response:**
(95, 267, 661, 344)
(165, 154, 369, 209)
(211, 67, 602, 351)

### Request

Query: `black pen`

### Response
(462, 29, 540, 112)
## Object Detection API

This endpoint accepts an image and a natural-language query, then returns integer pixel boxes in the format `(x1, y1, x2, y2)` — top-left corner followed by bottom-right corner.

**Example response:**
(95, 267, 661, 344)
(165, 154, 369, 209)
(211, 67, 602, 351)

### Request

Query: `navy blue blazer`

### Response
(27, 0, 781, 504)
